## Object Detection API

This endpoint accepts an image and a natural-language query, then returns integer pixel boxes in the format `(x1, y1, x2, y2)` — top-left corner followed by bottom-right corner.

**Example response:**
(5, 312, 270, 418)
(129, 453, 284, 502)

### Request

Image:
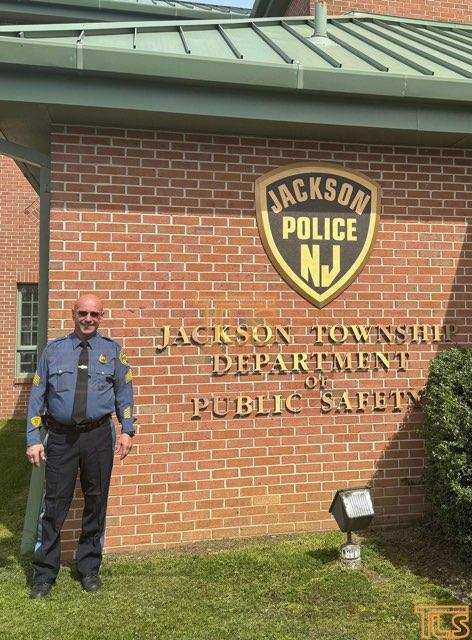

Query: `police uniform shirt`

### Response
(26, 332, 135, 447)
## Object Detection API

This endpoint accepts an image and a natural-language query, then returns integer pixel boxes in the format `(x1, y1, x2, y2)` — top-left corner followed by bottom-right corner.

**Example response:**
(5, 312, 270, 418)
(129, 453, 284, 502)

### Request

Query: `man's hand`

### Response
(115, 433, 133, 460)
(26, 444, 46, 467)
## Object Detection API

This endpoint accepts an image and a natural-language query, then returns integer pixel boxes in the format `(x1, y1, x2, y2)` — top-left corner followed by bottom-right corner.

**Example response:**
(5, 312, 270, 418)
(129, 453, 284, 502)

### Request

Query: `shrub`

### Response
(423, 346, 472, 558)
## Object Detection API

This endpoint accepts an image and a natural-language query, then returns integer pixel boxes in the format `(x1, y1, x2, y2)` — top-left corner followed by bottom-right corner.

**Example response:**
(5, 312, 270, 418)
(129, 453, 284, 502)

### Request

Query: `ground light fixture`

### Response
(329, 488, 375, 568)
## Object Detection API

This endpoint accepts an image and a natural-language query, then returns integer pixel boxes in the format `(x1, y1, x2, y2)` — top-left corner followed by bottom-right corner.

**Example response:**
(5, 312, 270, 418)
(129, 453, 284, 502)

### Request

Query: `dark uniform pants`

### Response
(33, 420, 115, 583)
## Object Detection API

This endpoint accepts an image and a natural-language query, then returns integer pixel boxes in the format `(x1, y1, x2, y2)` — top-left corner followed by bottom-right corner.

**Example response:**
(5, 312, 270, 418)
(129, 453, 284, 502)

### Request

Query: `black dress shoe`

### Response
(30, 582, 53, 599)
(80, 574, 102, 592)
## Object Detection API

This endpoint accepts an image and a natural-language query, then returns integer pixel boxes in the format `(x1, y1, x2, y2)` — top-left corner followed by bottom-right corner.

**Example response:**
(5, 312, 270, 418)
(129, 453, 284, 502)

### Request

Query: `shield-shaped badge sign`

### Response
(255, 164, 380, 308)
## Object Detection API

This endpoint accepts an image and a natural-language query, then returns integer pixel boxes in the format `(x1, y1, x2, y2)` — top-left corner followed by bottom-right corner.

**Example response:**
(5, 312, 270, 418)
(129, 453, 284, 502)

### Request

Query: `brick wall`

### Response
(285, 0, 472, 22)
(49, 126, 471, 553)
(0, 156, 38, 419)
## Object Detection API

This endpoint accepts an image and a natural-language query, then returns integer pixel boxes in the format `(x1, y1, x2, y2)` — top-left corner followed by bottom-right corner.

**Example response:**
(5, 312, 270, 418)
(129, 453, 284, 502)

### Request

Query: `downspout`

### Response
(37, 166, 50, 354)
(21, 165, 50, 555)
(0, 137, 50, 554)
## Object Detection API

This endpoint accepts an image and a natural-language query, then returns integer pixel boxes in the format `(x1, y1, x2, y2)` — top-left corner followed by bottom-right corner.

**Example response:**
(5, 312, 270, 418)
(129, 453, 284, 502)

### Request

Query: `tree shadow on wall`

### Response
(363, 215, 472, 601)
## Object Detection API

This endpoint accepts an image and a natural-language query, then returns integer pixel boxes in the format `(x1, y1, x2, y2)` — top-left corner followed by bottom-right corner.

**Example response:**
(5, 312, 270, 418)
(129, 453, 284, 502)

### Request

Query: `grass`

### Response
(0, 419, 469, 640)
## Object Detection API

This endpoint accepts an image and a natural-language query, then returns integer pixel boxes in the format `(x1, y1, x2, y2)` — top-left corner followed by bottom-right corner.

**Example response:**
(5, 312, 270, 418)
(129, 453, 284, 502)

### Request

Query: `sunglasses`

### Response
(77, 310, 102, 319)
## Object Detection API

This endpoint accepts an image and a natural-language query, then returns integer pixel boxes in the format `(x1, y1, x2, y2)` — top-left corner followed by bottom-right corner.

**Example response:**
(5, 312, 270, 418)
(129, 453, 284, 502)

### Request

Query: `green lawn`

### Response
(0, 420, 468, 640)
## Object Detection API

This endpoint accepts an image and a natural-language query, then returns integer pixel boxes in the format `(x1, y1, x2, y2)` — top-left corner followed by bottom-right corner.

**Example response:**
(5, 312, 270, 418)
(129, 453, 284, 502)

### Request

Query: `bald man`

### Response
(26, 294, 136, 598)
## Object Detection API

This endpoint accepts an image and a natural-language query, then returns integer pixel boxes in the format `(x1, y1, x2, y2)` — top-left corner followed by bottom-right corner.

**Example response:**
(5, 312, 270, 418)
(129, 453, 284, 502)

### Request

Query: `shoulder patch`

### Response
(125, 369, 132, 384)
(32, 373, 41, 386)
(119, 351, 129, 366)
(31, 416, 42, 428)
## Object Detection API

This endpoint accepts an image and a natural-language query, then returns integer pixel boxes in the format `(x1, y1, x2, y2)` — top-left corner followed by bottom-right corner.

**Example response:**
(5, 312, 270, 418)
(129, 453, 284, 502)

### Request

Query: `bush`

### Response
(423, 346, 472, 559)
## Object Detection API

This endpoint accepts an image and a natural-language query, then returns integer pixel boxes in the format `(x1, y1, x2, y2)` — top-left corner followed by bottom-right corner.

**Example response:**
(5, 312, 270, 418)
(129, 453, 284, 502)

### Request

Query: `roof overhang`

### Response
(0, 14, 470, 186)
(0, 0, 250, 24)
(1, 63, 470, 150)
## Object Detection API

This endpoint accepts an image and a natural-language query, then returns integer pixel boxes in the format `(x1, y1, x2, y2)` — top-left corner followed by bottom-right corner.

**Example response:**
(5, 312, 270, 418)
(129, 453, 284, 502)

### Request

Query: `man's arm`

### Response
(26, 346, 49, 465)
(113, 345, 136, 459)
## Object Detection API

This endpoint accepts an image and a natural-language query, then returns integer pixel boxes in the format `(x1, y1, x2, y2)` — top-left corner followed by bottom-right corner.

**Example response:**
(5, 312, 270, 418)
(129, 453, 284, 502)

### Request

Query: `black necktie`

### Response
(72, 341, 89, 425)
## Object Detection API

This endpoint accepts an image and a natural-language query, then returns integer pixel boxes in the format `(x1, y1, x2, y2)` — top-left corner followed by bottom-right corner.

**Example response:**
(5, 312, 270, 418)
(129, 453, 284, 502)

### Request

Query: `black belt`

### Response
(45, 414, 110, 432)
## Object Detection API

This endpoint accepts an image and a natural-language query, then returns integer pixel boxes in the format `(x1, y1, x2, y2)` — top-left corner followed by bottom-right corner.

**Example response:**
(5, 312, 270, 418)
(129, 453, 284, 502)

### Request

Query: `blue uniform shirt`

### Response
(26, 331, 136, 447)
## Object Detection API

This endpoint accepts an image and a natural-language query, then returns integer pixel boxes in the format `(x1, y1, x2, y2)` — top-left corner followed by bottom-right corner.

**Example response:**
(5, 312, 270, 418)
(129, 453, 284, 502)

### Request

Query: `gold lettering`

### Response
(321, 245, 341, 287)
(350, 325, 371, 342)
(357, 352, 370, 369)
(350, 189, 371, 215)
(356, 391, 370, 412)
(269, 189, 283, 214)
(286, 393, 302, 414)
(292, 178, 308, 202)
(191, 325, 207, 345)
(310, 176, 323, 199)
(324, 177, 337, 201)
(292, 352, 308, 372)
(272, 353, 289, 373)
(275, 325, 292, 345)
(390, 390, 404, 412)
(374, 352, 390, 371)
(377, 325, 394, 343)
(212, 354, 232, 375)
(236, 354, 252, 374)
(273, 394, 283, 415)
(397, 351, 410, 371)
(346, 218, 357, 241)
(278, 183, 297, 209)
(255, 395, 270, 416)
(321, 391, 334, 412)
(338, 182, 353, 206)
(282, 216, 296, 239)
(373, 391, 387, 410)
(252, 324, 273, 345)
(214, 325, 233, 344)
(175, 326, 191, 346)
(432, 324, 441, 342)
(313, 352, 327, 370)
(301, 244, 320, 287)
(445, 325, 457, 341)
(191, 397, 209, 419)
(329, 325, 349, 343)
(407, 389, 422, 404)
(213, 396, 228, 417)
(395, 325, 407, 343)
(333, 352, 352, 371)
(331, 218, 346, 241)
(337, 390, 353, 413)
(312, 325, 325, 344)
(235, 396, 253, 417)
(156, 325, 171, 351)
(254, 353, 270, 373)
(235, 324, 251, 344)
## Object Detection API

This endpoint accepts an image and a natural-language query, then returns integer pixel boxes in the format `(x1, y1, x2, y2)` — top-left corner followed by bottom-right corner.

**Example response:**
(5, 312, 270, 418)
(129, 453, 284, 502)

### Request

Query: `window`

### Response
(17, 284, 39, 377)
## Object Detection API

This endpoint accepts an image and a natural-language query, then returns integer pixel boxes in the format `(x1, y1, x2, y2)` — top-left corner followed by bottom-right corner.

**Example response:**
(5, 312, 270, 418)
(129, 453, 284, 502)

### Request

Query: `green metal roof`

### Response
(0, 11, 470, 178)
(0, 0, 250, 24)
(0, 13, 471, 90)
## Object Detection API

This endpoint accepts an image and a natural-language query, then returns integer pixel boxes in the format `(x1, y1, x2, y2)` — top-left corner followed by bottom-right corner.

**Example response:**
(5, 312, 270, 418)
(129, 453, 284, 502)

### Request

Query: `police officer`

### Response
(26, 293, 136, 599)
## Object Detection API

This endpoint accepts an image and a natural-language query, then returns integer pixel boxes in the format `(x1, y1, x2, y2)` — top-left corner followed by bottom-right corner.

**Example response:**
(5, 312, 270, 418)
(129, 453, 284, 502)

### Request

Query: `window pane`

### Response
(17, 284, 39, 376)
(19, 351, 37, 375)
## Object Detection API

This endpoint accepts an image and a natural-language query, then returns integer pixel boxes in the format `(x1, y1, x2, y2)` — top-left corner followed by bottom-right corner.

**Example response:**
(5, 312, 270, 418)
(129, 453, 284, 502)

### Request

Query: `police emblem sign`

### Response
(255, 164, 381, 308)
